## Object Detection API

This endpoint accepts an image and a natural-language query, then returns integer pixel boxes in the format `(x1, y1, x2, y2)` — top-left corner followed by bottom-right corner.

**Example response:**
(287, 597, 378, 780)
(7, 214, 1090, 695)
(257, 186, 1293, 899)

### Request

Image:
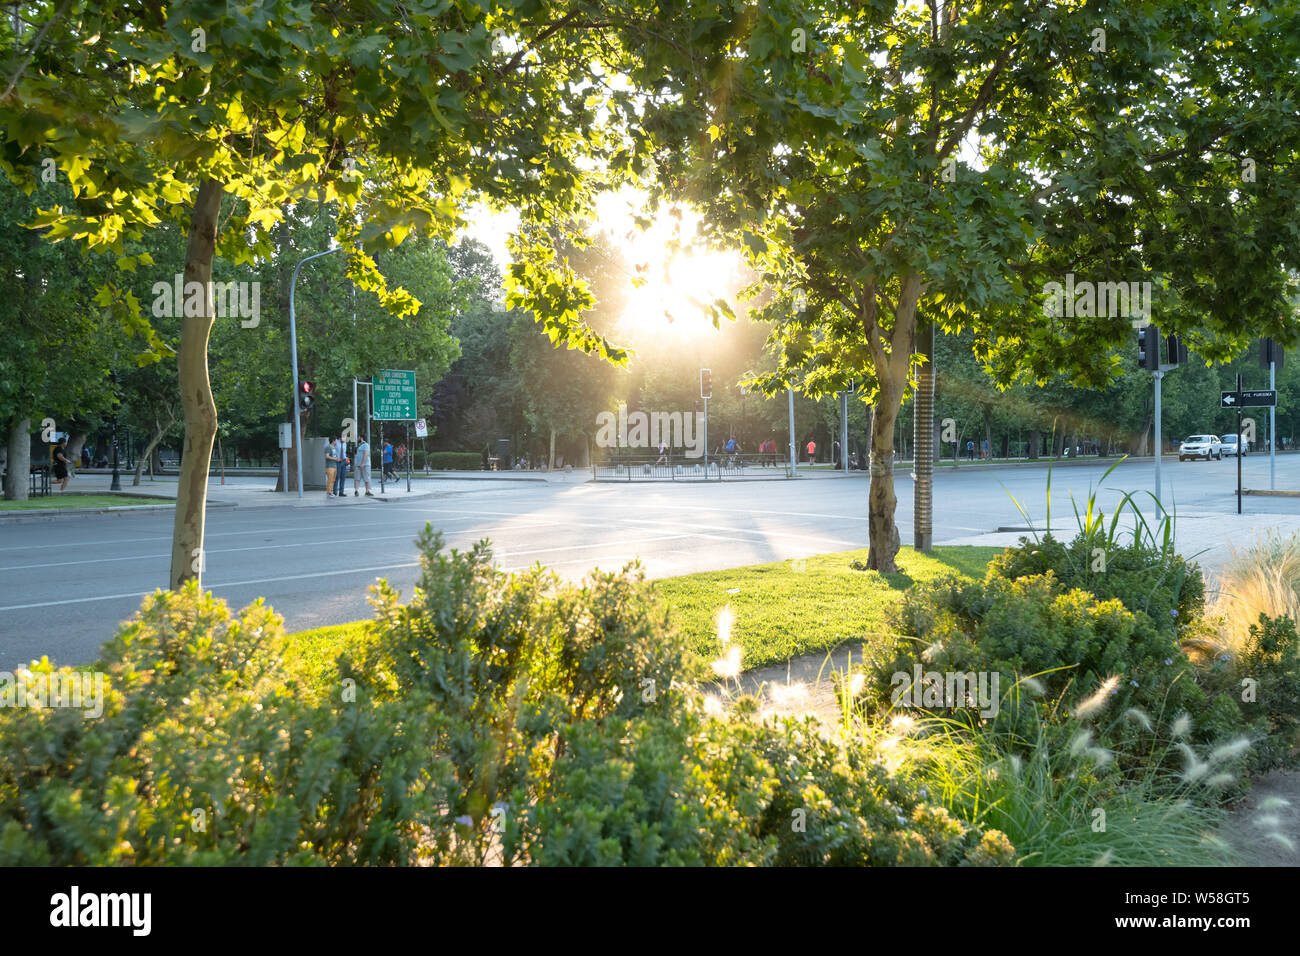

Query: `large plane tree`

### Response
(2, 0, 649, 587)
(619, 0, 1300, 570)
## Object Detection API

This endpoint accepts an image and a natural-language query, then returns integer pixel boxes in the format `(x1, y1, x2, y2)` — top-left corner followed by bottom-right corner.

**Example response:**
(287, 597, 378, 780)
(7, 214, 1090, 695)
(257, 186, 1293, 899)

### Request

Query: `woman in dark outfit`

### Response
(52, 438, 72, 491)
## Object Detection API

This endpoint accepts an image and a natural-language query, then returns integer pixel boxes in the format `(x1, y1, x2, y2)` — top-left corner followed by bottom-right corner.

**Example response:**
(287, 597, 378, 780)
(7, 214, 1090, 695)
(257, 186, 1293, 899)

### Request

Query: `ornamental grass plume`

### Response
(710, 603, 742, 681)
(1124, 707, 1153, 732)
(711, 645, 742, 680)
(1207, 737, 1252, 765)
(1072, 675, 1119, 720)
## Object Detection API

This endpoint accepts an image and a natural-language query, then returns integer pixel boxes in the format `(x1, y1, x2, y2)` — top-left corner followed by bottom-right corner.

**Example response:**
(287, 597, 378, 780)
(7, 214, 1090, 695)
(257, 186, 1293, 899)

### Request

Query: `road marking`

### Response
(0, 562, 425, 611)
(0, 524, 557, 572)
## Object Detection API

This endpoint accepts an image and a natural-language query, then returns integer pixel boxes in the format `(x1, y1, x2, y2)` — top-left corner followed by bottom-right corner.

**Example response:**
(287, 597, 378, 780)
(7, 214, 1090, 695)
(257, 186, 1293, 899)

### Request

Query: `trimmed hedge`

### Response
(425, 452, 482, 470)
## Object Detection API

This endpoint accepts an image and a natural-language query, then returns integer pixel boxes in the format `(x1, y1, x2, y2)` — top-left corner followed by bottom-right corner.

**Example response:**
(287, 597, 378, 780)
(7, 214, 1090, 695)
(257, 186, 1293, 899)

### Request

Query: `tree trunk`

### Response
(169, 179, 224, 590)
(216, 434, 225, 484)
(548, 427, 556, 472)
(982, 404, 993, 461)
(134, 409, 175, 485)
(3, 417, 30, 501)
(1136, 407, 1153, 457)
(864, 273, 920, 572)
(868, 398, 902, 570)
(1028, 428, 1040, 460)
(67, 429, 88, 470)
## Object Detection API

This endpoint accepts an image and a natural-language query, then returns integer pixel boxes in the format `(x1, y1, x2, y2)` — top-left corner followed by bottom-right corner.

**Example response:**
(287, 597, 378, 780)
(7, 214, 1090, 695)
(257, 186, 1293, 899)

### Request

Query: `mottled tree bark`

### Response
(169, 180, 224, 589)
(3, 417, 30, 501)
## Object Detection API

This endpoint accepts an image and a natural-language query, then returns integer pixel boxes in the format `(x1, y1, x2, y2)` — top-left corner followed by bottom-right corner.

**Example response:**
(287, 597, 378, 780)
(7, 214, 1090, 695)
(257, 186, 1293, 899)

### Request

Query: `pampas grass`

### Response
(1207, 531, 1300, 650)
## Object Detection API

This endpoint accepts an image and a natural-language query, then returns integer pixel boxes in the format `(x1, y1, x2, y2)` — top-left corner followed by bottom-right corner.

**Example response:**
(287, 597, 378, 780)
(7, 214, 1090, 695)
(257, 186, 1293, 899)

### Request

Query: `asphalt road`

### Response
(4, 454, 1300, 667)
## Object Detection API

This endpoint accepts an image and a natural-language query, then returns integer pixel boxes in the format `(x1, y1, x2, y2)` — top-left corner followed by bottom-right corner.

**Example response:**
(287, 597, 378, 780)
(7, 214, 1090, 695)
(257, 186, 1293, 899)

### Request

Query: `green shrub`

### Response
(1193, 613, 1300, 772)
(425, 451, 483, 470)
(1, 526, 1013, 866)
(524, 704, 1011, 866)
(870, 571, 1202, 728)
(0, 590, 457, 865)
(988, 532, 1204, 630)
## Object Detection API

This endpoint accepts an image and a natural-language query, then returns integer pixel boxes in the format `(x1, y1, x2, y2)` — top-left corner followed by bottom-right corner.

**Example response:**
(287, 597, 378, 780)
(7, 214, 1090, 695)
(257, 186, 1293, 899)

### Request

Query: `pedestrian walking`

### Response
(325, 436, 340, 499)
(805, 438, 816, 466)
(80, 445, 90, 469)
(656, 440, 668, 465)
(966, 439, 975, 460)
(382, 440, 395, 481)
(52, 437, 72, 491)
(353, 437, 373, 496)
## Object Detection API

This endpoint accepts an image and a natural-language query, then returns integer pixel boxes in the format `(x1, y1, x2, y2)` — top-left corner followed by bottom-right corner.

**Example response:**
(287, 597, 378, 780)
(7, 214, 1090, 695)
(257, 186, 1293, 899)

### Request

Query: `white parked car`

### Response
(1220, 434, 1248, 456)
(1178, 435, 1223, 461)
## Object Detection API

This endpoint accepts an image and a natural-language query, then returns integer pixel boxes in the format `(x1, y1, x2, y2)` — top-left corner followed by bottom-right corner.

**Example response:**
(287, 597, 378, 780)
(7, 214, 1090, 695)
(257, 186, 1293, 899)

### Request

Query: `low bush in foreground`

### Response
(0, 528, 1012, 866)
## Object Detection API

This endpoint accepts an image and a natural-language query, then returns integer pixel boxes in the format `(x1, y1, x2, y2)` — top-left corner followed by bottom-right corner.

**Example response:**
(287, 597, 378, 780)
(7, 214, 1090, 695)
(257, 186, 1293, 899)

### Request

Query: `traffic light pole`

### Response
(1151, 371, 1164, 508)
(841, 391, 849, 475)
(703, 396, 709, 473)
(289, 247, 342, 498)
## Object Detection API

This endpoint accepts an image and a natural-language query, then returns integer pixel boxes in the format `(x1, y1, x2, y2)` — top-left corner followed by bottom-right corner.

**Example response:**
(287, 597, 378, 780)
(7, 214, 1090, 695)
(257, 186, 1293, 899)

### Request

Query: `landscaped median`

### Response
(286, 544, 1002, 687)
(0, 493, 174, 511)
(2, 523, 1296, 866)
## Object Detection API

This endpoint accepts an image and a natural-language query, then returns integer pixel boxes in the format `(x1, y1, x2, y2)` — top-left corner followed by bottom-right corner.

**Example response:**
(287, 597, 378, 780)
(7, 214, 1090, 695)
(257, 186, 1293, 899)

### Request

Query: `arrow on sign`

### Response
(1222, 392, 1238, 406)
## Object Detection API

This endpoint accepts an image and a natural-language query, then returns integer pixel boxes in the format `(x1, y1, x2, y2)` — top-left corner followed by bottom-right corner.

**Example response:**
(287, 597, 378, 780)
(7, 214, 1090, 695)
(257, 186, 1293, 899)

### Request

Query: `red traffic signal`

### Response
(299, 380, 315, 410)
(700, 367, 712, 399)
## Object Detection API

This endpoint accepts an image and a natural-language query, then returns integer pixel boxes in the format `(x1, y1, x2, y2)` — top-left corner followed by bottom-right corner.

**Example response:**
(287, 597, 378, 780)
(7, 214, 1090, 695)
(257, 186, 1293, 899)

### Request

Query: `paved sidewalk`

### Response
(1, 473, 441, 517)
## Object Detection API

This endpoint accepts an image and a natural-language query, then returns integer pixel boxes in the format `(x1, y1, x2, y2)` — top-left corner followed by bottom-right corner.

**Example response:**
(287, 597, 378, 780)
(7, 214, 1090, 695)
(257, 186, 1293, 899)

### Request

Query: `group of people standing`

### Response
(324, 437, 399, 499)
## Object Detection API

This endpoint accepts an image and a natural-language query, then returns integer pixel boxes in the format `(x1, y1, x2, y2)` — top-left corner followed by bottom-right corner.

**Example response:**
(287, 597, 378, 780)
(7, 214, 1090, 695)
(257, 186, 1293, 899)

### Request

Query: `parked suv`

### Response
(1178, 435, 1223, 461)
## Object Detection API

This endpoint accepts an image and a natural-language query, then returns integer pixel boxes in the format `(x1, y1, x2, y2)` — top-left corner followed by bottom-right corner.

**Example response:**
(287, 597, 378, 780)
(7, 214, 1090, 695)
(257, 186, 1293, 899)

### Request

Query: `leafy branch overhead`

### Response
(0, 0, 659, 360)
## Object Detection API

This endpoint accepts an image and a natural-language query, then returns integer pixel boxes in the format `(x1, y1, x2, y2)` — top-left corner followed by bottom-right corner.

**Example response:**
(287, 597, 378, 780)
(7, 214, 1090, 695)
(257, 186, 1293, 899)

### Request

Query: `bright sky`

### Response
(459, 188, 741, 342)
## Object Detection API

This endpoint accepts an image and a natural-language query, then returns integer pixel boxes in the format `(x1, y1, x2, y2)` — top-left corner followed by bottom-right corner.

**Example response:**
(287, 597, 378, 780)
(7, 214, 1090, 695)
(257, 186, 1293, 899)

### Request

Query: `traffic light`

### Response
(299, 380, 315, 411)
(1261, 338, 1285, 370)
(1137, 325, 1159, 370)
(700, 367, 712, 399)
(1164, 333, 1187, 368)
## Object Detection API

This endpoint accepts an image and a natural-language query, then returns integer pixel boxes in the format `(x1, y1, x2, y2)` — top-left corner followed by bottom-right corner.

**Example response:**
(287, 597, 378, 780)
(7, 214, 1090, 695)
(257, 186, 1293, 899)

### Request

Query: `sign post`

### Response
(1271, 360, 1277, 489)
(415, 418, 428, 474)
(1222, 386, 1278, 513)
(1237, 373, 1243, 515)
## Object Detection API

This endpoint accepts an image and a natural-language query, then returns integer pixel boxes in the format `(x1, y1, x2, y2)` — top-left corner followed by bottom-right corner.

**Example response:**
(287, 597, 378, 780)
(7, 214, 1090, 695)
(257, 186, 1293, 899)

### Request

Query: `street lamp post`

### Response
(110, 418, 121, 491)
(289, 247, 343, 498)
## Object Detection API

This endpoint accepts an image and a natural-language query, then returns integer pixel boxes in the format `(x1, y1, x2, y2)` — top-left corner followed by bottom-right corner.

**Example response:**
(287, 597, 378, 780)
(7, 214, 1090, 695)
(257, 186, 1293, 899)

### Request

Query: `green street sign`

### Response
(373, 368, 417, 420)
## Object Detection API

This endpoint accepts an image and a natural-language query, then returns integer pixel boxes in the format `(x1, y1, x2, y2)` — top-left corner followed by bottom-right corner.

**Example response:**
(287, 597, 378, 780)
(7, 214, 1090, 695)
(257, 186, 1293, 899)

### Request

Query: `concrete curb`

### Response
(0, 499, 235, 524)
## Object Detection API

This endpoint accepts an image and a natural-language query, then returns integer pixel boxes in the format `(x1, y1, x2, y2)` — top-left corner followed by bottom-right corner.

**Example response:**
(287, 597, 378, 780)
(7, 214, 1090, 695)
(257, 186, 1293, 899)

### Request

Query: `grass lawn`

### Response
(651, 545, 1001, 670)
(0, 493, 173, 511)
(284, 620, 375, 697)
(283, 544, 1003, 686)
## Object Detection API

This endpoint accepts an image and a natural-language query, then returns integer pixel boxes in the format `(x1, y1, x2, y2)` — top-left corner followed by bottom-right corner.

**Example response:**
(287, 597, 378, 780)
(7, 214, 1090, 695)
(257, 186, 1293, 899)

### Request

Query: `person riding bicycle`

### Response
(725, 436, 739, 467)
